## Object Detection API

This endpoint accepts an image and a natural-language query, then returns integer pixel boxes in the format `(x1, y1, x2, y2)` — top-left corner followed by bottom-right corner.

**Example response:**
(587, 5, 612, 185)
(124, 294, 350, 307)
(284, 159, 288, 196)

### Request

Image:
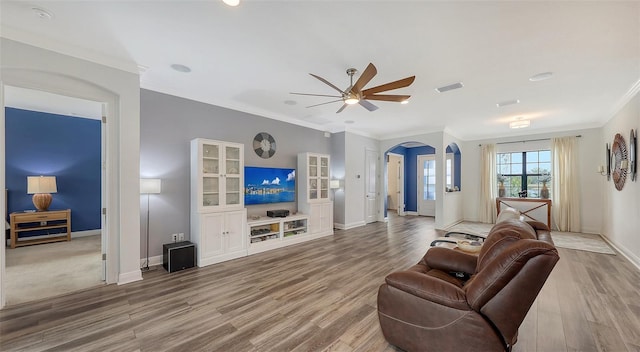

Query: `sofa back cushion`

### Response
(475, 219, 536, 273)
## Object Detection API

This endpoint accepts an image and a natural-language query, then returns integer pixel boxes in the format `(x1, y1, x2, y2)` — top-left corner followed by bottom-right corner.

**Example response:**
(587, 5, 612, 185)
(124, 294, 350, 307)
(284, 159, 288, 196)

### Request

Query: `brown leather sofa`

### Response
(377, 219, 559, 352)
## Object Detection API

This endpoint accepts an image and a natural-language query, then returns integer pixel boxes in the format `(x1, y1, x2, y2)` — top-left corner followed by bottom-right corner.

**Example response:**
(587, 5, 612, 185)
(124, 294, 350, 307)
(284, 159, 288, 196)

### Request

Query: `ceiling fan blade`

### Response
(364, 94, 411, 102)
(362, 76, 416, 96)
(291, 92, 342, 98)
(309, 73, 344, 93)
(359, 99, 379, 111)
(351, 63, 377, 94)
(336, 104, 348, 113)
(306, 99, 344, 108)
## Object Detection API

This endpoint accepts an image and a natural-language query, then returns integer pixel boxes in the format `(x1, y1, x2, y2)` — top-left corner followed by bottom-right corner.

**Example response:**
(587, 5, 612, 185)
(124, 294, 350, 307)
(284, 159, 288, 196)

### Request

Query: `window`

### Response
(446, 153, 454, 190)
(497, 150, 551, 198)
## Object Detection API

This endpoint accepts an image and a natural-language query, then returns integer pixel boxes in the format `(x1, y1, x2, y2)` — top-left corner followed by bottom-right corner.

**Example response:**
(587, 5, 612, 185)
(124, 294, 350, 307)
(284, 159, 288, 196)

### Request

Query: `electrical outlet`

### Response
(171, 234, 178, 242)
(178, 233, 185, 241)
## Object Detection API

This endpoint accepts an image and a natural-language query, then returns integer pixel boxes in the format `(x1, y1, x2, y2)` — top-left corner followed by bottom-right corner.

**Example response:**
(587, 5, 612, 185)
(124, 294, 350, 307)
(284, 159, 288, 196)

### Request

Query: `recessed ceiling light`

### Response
(171, 64, 191, 73)
(509, 118, 530, 129)
(344, 120, 355, 124)
(497, 99, 520, 108)
(284, 100, 297, 106)
(529, 72, 553, 82)
(401, 100, 409, 105)
(31, 7, 53, 20)
(222, 0, 240, 6)
(435, 82, 463, 93)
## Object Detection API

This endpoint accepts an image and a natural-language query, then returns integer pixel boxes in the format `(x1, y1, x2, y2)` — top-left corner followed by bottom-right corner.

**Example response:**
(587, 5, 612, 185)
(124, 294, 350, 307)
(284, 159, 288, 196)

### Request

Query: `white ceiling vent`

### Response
(497, 99, 520, 108)
(435, 82, 464, 93)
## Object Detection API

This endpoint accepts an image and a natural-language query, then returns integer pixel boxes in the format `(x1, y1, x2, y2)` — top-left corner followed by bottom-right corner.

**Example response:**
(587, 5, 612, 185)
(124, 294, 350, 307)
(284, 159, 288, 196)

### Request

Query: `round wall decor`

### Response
(612, 133, 628, 191)
(253, 132, 276, 159)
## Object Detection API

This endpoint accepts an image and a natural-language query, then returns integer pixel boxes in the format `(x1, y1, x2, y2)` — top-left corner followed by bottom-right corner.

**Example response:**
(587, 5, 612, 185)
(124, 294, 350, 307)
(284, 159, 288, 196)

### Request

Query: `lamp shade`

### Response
(330, 180, 340, 189)
(27, 176, 57, 194)
(140, 178, 161, 194)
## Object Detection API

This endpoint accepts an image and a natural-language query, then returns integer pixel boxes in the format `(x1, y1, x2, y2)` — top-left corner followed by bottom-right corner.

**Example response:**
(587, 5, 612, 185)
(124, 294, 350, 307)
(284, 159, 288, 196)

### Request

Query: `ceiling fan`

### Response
(291, 63, 416, 113)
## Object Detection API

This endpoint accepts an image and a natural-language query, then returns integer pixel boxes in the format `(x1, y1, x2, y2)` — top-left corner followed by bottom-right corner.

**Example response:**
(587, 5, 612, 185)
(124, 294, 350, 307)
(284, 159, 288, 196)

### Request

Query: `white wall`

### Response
(601, 90, 640, 268)
(0, 39, 142, 290)
(461, 128, 604, 234)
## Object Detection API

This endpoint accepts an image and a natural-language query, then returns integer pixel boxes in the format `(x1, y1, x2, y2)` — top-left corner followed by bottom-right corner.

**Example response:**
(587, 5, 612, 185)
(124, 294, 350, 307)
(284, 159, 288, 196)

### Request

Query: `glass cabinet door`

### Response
(309, 156, 318, 177)
(320, 157, 329, 177)
(309, 178, 318, 200)
(202, 143, 221, 207)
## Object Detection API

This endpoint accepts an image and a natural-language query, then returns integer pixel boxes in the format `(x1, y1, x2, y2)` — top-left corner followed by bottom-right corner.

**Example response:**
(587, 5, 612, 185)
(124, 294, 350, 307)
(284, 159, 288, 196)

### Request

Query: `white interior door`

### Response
(418, 155, 436, 216)
(365, 149, 377, 223)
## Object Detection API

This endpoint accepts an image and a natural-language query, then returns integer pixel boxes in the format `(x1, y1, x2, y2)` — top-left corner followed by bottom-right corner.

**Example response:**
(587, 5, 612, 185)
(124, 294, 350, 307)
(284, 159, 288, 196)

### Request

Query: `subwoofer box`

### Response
(163, 241, 196, 273)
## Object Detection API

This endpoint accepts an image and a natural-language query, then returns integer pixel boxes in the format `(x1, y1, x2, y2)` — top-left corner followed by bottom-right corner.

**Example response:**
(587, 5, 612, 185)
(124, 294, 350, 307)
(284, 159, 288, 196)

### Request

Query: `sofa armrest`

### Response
(423, 247, 477, 275)
(385, 271, 471, 310)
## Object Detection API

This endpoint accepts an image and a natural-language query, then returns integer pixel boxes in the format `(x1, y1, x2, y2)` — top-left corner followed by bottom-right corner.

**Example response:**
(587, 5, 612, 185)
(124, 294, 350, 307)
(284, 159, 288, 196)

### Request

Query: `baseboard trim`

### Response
(406, 211, 418, 216)
(140, 254, 163, 269)
(72, 230, 101, 238)
(118, 270, 142, 285)
(334, 221, 366, 230)
(440, 219, 464, 231)
(600, 236, 640, 272)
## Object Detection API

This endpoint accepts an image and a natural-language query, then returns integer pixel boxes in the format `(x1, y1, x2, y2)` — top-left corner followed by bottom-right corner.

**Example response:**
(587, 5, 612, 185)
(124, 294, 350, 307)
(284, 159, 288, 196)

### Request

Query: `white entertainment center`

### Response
(190, 138, 333, 267)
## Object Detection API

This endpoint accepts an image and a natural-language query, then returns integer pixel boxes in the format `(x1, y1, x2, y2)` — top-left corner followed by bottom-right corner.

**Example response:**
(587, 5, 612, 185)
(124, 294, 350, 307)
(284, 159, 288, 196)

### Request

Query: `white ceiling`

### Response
(1, 1, 639, 140)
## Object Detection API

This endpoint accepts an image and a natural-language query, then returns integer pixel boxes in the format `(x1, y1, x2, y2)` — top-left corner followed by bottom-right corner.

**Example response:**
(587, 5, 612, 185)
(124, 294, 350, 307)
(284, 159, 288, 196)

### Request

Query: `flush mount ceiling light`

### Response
(171, 64, 191, 73)
(401, 100, 409, 105)
(509, 118, 530, 129)
(529, 72, 553, 82)
(31, 7, 53, 20)
(222, 0, 240, 6)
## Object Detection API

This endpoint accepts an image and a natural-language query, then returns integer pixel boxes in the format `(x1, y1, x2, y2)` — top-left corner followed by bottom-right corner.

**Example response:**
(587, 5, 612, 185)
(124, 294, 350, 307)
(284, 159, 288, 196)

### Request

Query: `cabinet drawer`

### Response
(14, 211, 68, 223)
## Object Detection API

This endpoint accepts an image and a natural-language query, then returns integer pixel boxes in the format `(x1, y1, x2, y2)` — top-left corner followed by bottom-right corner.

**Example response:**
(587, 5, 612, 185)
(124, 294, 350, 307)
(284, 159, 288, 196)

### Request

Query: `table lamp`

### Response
(27, 175, 57, 211)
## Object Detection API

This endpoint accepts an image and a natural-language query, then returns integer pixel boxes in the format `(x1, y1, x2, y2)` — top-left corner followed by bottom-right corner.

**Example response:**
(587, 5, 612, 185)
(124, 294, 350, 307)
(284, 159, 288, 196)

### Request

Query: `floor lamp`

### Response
(140, 178, 161, 271)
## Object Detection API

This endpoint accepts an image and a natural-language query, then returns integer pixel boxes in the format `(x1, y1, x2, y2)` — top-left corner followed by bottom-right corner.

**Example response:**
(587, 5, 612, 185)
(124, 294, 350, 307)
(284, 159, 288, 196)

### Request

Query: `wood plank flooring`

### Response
(1, 215, 640, 352)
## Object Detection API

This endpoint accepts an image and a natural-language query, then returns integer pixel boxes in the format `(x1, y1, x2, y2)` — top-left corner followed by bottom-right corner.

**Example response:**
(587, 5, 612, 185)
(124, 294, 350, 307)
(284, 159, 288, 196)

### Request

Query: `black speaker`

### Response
(163, 241, 196, 273)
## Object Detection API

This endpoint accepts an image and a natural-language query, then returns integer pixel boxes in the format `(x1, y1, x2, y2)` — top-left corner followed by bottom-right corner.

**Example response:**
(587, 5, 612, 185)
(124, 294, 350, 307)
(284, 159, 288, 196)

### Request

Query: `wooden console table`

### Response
(9, 209, 71, 248)
(496, 197, 552, 229)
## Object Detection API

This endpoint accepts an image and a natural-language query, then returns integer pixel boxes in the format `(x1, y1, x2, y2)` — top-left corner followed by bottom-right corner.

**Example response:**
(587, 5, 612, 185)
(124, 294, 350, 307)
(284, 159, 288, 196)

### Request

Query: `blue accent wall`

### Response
(5, 107, 101, 232)
(446, 144, 462, 189)
(388, 144, 436, 213)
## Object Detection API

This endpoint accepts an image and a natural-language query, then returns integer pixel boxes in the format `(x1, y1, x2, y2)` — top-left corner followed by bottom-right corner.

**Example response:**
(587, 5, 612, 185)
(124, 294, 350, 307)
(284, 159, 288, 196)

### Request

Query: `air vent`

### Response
(496, 99, 520, 108)
(435, 82, 464, 93)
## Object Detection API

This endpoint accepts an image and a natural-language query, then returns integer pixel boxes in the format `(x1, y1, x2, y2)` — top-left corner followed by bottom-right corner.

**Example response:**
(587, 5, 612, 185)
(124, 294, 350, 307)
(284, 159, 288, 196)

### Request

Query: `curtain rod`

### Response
(479, 135, 581, 147)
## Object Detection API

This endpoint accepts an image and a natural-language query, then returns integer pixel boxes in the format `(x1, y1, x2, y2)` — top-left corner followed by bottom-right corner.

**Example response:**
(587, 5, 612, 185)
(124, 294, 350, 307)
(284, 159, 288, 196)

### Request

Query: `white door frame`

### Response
(1, 71, 117, 308)
(387, 152, 405, 216)
(417, 154, 436, 217)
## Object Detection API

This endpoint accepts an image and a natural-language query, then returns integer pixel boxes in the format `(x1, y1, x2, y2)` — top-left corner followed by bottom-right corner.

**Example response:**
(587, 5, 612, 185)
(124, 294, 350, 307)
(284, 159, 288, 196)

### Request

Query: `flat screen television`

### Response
(244, 167, 296, 205)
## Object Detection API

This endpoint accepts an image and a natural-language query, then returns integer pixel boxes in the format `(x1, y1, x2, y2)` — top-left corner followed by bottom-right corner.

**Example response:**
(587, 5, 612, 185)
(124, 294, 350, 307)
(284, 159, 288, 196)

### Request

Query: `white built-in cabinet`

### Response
(191, 138, 247, 267)
(298, 153, 333, 237)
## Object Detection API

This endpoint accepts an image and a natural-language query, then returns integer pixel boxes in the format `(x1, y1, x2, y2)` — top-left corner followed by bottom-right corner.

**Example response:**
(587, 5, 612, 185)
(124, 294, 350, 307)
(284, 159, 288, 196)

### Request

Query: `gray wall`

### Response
(331, 132, 346, 225)
(140, 89, 332, 258)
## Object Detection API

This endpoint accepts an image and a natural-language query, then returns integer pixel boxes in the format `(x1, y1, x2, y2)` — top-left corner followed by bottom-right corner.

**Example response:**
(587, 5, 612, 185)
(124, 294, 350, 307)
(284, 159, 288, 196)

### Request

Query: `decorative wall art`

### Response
(630, 129, 637, 181)
(611, 133, 628, 191)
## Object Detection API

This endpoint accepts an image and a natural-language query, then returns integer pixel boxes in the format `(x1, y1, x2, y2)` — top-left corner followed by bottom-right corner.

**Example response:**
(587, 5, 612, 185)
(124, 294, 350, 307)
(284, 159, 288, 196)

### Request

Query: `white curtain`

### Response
(480, 144, 497, 223)
(551, 136, 581, 232)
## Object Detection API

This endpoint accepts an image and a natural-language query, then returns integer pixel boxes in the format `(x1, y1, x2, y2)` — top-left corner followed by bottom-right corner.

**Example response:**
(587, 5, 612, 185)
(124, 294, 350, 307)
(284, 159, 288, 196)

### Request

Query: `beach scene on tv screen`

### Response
(245, 167, 295, 205)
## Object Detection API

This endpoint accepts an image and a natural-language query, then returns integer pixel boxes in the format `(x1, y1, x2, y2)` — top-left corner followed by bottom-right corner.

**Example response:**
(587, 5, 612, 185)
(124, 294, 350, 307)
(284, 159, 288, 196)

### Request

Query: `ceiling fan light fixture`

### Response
(401, 100, 409, 105)
(344, 93, 359, 105)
